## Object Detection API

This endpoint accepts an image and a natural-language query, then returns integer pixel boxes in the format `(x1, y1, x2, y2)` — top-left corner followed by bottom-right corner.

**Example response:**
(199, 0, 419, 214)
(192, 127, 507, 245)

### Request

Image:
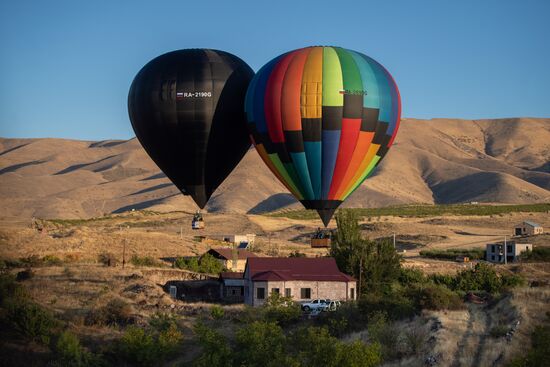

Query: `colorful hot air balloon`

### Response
(128, 49, 254, 208)
(245, 46, 401, 226)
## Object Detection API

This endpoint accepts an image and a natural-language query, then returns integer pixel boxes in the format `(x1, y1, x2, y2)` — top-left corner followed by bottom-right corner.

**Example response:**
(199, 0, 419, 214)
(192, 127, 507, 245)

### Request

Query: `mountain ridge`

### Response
(1, 117, 548, 219)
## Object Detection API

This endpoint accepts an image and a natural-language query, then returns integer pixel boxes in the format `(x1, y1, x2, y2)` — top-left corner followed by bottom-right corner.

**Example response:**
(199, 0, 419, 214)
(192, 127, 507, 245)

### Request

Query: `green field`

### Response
(267, 203, 550, 220)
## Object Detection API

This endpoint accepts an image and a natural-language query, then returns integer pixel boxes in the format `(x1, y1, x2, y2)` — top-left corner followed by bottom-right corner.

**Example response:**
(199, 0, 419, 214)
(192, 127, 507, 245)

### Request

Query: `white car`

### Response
(301, 299, 330, 312)
(326, 300, 341, 311)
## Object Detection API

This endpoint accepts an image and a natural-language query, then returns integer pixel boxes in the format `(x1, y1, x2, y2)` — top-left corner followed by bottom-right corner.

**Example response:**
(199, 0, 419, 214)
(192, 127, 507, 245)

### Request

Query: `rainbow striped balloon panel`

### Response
(245, 46, 401, 223)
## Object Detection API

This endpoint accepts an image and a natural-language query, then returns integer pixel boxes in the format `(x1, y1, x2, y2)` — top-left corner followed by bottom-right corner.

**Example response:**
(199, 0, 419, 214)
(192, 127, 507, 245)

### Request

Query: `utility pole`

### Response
(393, 232, 396, 249)
(122, 239, 126, 269)
(180, 226, 183, 240)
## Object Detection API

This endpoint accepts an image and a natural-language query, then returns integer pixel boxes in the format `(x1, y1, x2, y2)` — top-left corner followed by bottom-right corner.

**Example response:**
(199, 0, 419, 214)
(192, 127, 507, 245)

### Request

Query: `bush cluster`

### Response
(116, 321, 183, 366)
(85, 298, 134, 326)
(1, 255, 64, 269)
(97, 252, 118, 267)
(431, 263, 526, 293)
(1, 273, 58, 345)
(521, 247, 550, 262)
(419, 248, 485, 261)
(130, 255, 162, 267)
(193, 321, 381, 367)
(173, 253, 224, 274)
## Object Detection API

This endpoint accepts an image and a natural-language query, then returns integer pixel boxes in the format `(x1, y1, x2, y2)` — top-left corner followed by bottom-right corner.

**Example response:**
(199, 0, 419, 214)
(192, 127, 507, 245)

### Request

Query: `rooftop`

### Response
(521, 221, 542, 227)
(207, 248, 258, 261)
(246, 257, 355, 282)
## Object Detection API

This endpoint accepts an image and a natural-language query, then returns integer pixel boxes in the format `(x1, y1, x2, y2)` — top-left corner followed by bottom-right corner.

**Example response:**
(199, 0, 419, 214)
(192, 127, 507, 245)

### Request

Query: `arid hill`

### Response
(1, 118, 549, 219)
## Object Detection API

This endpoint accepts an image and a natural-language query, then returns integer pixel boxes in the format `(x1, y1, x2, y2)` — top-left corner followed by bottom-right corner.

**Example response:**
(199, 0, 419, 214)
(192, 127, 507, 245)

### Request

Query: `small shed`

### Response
(455, 255, 470, 263)
(514, 221, 543, 236)
(219, 272, 245, 303)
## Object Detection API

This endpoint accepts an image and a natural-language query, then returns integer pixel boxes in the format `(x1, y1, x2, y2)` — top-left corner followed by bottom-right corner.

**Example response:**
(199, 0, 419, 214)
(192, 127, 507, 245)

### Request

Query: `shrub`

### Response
(367, 311, 400, 360)
(359, 289, 418, 320)
(521, 247, 550, 262)
(407, 283, 463, 311)
(289, 325, 382, 366)
(398, 267, 427, 285)
(130, 255, 161, 267)
(5, 298, 58, 344)
(117, 325, 182, 366)
(234, 321, 288, 367)
(16, 268, 34, 281)
(489, 325, 509, 338)
(419, 248, 485, 261)
(403, 327, 427, 355)
(86, 298, 134, 326)
(18, 255, 43, 267)
(341, 340, 382, 367)
(97, 252, 117, 267)
(50, 331, 101, 367)
(149, 312, 178, 332)
(210, 305, 225, 320)
(193, 322, 233, 367)
(431, 263, 524, 294)
(0, 273, 27, 306)
(42, 255, 63, 266)
(174, 254, 223, 274)
(118, 326, 157, 366)
(290, 326, 344, 366)
(507, 323, 550, 366)
(198, 253, 224, 274)
(262, 293, 301, 326)
(157, 323, 183, 355)
(174, 257, 200, 272)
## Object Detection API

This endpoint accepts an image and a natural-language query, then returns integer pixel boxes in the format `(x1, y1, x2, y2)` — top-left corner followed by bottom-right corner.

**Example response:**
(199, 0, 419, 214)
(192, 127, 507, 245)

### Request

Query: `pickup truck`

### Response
(301, 299, 330, 312)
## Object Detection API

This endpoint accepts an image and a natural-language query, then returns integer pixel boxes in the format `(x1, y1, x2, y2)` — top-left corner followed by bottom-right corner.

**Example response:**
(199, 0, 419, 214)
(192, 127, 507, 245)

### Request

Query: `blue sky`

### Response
(1, 0, 549, 140)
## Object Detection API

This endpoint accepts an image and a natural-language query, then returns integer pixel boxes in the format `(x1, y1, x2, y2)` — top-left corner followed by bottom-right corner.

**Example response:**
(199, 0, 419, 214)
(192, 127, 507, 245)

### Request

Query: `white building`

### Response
(211, 234, 256, 248)
(486, 241, 532, 263)
(514, 221, 543, 236)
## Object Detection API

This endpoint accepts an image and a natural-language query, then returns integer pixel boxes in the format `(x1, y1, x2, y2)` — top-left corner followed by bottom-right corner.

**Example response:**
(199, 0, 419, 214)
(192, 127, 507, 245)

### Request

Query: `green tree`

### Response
(234, 321, 289, 367)
(290, 326, 343, 367)
(51, 331, 102, 367)
(193, 322, 233, 367)
(340, 340, 382, 367)
(199, 253, 224, 274)
(331, 210, 401, 295)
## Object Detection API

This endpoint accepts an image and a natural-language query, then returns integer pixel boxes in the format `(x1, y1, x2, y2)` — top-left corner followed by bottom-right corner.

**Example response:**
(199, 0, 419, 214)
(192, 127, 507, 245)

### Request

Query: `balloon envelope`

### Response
(128, 49, 254, 208)
(245, 46, 401, 226)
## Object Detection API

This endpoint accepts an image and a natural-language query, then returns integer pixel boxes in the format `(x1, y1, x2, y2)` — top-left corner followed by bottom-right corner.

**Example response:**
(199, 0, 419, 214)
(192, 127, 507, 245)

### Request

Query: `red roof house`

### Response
(243, 257, 356, 306)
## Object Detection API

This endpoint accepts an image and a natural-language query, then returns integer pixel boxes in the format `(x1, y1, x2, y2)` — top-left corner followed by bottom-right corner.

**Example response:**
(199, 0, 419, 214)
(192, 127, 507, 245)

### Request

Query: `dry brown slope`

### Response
(0, 118, 548, 219)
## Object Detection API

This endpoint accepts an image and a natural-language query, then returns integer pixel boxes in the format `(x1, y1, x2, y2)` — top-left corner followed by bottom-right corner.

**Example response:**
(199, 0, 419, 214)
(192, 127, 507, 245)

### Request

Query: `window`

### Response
(285, 288, 291, 297)
(350, 288, 355, 300)
(300, 288, 311, 299)
(507, 245, 512, 253)
(491, 255, 495, 261)
(272, 288, 280, 295)
(491, 245, 495, 253)
(257, 287, 265, 299)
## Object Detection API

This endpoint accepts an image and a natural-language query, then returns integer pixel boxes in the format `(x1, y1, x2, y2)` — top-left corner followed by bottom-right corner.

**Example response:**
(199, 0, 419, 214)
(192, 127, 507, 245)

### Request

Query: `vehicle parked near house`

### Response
(301, 299, 330, 312)
(326, 300, 341, 311)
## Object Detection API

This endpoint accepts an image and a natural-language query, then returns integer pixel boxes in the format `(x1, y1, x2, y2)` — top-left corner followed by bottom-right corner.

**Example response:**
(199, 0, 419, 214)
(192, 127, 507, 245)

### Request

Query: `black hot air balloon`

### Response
(128, 49, 254, 208)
